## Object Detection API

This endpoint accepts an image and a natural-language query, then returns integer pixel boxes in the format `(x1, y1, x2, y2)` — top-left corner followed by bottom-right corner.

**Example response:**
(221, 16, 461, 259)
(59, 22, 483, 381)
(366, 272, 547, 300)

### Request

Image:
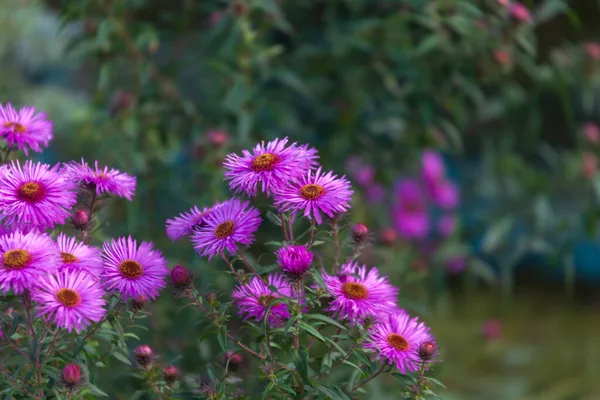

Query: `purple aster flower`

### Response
(429, 180, 460, 210)
(232, 274, 291, 327)
(56, 233, 103, 277)
(275, 245, 313, 278)
(102, 236, 168, 300)
(223, 137, 319, 197)
(0, 161, 77, 228)
(322, 261, 398, 321)
(0, 230, 59, 294)
(393, 180, 429, 240)
(365, 310, 434, 373)
(274, 167, 353, 225)
(191, 198, 261, 260)
(353, 165, 375, 187)
(366, 183, 386, 204)
(63, 159, 136, 200)
(0, 103, 53, 156)
(421, 150, 446, 187)
(32, 270, 106, 333)
(165, 203, 221, 241)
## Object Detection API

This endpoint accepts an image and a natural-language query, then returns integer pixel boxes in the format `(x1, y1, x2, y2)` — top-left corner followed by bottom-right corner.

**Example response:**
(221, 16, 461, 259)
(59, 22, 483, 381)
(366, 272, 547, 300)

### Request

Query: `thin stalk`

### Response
(351, 363, 386, 392)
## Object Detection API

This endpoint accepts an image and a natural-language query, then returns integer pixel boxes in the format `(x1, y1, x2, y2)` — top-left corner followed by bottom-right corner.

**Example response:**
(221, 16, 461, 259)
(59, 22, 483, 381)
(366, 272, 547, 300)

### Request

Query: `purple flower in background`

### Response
(0, 161, 77, 229)
(275, 245, 313, 278)
(0, 103, 53, 155)
(344, 155, 363, 174)
(393, 180, 429, 239)
(166, 204, 220, 241)
(366, 183, 386, 204)
(192, 198, 261, 259)
(56, 233, 103, 277)
(63, 159, 136, 200)
(437, 214, 457, 238)
(430, 180, 459, 210)
(0, 230, 59, 294)
(421, 150, 446, 187)
(232, 274, 291, 327)
(274, 167, 353, 225)
(223, 137, 319, 197)
(353, 164, 375, 187)
(32, 270, 106, 333)
(102, 236, 168, 300)
(445, 256, 467, 275)
(365, 310, 434, 373)
(323, 261, 398, 321)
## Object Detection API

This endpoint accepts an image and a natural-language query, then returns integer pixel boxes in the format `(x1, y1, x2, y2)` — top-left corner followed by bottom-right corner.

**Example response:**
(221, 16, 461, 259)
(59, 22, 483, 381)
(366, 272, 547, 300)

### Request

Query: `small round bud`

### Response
(418, 341, 438, 361)
(133, 345, 153, 367)
(380, 228, 398, 246)
(171, 265, 193, 289)
(225, 351, 244, 371)
(352, 223, 369, 244)
(207, 130, 229, 148)
(163, 365, 179, 385)
(130, 295, 147, 311)
(72, 209, 89, 229)
(62, 363, 81, 387)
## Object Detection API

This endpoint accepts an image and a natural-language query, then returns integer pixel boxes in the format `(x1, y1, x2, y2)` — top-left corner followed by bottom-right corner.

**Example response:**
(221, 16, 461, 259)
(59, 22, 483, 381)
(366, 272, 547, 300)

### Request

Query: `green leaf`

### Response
(217, 326, 228, 351)
(293, 346, 313, 387)
(304, 314, 347, 331)
(315, 384, 352, 400)
(112, 351, 132, 365)
(426, 377, 447, 388)
(87, 383, 109, 397)
(298, 322, 326, 343)
(266, 210, 283, 226)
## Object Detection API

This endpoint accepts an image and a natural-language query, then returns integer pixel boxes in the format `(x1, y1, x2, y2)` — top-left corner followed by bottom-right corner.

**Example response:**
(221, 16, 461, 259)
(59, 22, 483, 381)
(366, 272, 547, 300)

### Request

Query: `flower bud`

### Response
(275, 245, 313, 278)
(585, 42, 600, 60)
(171, 265, 192, 289)
(130, 295, 147, 311)
(62, 363, 81, 387)
(225, 351, 244, 371)
(509, 3, 531, 22)
(72, 209, 89, 229)
(163, 365, 179, 385)
(418, 341, 438, 361)
(133, 345, 153, 367)
(380, 228, 398, 246)
(207, 130, 229, 148)
(352, 223, 369, 244)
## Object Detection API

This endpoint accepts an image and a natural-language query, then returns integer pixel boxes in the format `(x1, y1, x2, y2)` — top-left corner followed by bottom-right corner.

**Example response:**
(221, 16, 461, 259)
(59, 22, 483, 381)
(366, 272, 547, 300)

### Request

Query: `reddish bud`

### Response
(133, 345, 153, 367)
(583, 123, 600, 143)
(62, 363, 81, 387)
(585, 42, 600, 60)
(207, 130, 229, 148)
(72, 209, 89, 229)
(482, 319, 502, 341)
(225, 351, 244, 371)
(163, 365, 179, 385)
(130, 295, 147, 311)
(509, 3, 531, 22)
(380, 228, 398, 246)
(418, 341, 438, 361)
(494, 50, 511, 66)
(352, 223, 369, 244)
(583, 152, 598, 179)
(171, 265, 192, 289)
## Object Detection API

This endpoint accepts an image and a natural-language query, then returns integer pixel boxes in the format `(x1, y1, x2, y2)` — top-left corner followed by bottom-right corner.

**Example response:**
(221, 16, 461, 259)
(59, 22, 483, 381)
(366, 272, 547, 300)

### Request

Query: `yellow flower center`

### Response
(342, 282, 369, 300)
(3, 249, 32, 270)
(251, 153, 281, 172)
(60, 252, 78, 264)
(300, 184, 325, 200)
(4, 122, 26, 133)
(387, 333, 410, 351)
(56, 288, 82, 307)
(119, 259, 144, 279)
(17, 181, 45, 203)
(215, 221, 234, 239)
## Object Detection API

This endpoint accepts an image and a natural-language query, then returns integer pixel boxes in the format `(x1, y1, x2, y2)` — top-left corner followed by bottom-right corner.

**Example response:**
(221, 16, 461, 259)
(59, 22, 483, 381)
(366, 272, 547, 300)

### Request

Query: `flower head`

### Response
(63, 159, 136, 200)
(32, 270, 106, 332)
(393, 179, 429, 239)
(0, 103, 53, 155)
(191, 198, 261, 259)
(166, 204, 219, 241)
(509, 2, 531, 22)
(61, 363, 84, 388)
(323, 261, 398, 321)
(421, 151, 446, 186)
(232, 274, 291, 327)
(56, 233, 103, 276)
(223, 137, 319, 197)
(365, 311, 433, 373)
(275, 245, 313, 277)
(274, 167, 353, 225)
(0, 230, 59, 294)
(0, 161, 77, 228)
(429, 180, 459, 210)
(102, 236, 168, 300)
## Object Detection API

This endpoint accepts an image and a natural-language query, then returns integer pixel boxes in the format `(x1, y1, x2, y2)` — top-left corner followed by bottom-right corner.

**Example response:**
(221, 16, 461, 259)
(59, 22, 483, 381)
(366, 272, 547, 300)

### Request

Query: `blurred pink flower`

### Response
(482, 319, 502, 341)
(445, 256, 467, 274)
(494, 50, 512, 66)
(437, 214, 457, 238)
(583, 152, 598, 179)
(345, 156, 363, 175)
(509, 3, 531, 22)
(393, 180, 429, 239)
(209, 11, 224, 27)
(366, 183, 386, 204)
(421, 150, 446, 185)
(354, 165, 376, 187)
(583, 123, 600, 143)
(430, 180, 460, 210)
(584, 42, 600, 60)
(497, 0, 510, 6)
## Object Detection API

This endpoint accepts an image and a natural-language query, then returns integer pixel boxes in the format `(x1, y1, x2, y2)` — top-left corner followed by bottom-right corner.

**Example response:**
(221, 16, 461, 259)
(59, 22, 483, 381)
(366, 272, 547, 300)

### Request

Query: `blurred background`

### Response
(3, 0, 600, 398)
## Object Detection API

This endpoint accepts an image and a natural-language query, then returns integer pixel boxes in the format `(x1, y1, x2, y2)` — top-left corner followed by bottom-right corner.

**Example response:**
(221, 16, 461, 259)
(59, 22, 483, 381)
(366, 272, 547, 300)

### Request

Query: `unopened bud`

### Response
(352, 223, 369, 244)
(133, 345, 153, 367)
(225, 351, 244, 371)
(171, 265, 193, 289)
(130, 295, 147, 311)
(62, 363, 81, 387)
(163, 365, 179, 385)
(380, 228, 398, 246)
(207, 130, 229, 148)
(72, 209, 89, 229)
(418, 341, 438, 361)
